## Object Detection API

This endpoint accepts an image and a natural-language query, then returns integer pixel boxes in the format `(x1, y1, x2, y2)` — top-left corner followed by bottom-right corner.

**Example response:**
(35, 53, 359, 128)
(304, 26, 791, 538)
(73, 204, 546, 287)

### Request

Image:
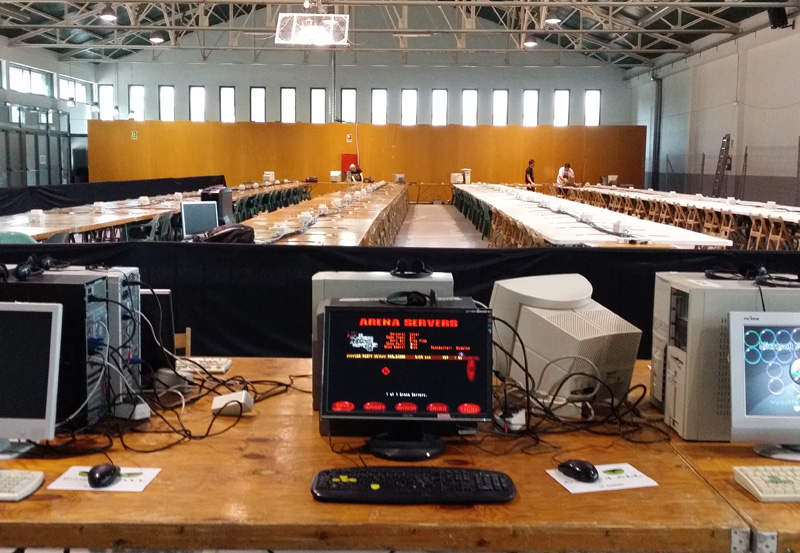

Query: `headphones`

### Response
(705, 263, 800, 288)
(390, 258, 432, 279)
(12, 255, 70, 281)
(383, 290, 438, 307)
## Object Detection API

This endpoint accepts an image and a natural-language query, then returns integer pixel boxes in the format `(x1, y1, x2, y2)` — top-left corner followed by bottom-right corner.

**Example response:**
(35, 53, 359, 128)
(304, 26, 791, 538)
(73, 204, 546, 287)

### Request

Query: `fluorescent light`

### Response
(149, 30, 167, 44)
(100, 5, 117, 22)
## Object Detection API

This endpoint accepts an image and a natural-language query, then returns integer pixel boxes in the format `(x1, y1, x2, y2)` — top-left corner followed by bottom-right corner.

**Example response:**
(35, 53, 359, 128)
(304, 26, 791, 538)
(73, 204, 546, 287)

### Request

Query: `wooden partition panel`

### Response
(89, 121, 646, 187)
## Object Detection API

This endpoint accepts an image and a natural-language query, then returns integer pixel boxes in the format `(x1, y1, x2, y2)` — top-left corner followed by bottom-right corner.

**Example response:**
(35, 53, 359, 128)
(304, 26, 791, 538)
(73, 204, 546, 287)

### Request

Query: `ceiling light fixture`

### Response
(523, 34, 538, 48)
(149, 30, 167, 44)
(113, 105, 120, 117)
(275, 13, 349, 46)
(544, 8, 562, 25)
(66, 97, 76, 108)
(100, 5, 118, 23)
(91, 102, 100, 113)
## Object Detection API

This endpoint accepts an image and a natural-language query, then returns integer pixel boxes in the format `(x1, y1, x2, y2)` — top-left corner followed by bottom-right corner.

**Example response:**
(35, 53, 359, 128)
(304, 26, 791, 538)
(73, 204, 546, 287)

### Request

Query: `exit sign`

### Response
(131, 131, 138, 140)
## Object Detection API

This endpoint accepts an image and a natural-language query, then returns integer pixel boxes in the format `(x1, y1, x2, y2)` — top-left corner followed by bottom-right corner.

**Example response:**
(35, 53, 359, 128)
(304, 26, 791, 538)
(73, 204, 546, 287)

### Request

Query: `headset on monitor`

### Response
(390, 258, 432, 279)
(382, 290, 438, 307)
(705, 263, 800, 288)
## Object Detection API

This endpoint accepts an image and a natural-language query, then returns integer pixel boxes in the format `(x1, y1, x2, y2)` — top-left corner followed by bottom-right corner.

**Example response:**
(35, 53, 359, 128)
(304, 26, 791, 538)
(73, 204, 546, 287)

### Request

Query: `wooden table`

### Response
(0, 358, 748, 552)
(243, 182, 409, 246)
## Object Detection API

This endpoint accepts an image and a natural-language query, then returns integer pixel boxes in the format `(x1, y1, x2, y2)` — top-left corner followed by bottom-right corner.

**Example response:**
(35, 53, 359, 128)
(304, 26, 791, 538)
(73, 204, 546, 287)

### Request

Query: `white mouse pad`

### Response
(47, 466, 161, 492)
(546, 463, 658, 494)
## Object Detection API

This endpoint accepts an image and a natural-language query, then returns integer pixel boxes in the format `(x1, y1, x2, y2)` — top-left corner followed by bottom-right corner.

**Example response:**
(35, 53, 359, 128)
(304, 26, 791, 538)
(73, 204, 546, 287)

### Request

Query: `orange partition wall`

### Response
(89, 121, 646, 187)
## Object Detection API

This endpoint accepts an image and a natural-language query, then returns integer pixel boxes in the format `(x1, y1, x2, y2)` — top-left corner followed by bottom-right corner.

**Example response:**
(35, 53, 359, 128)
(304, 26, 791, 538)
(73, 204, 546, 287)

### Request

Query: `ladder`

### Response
(711, 134, 731, 198)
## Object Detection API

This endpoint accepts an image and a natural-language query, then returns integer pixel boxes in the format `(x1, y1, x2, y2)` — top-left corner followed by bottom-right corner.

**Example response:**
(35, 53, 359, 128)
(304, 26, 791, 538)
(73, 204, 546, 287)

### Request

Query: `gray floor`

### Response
(393, 204, 488, 248)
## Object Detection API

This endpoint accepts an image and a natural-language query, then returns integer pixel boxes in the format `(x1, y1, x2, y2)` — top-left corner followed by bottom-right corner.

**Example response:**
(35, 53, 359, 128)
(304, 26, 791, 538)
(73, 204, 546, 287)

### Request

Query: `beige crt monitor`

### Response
(310, 270, 454, 409)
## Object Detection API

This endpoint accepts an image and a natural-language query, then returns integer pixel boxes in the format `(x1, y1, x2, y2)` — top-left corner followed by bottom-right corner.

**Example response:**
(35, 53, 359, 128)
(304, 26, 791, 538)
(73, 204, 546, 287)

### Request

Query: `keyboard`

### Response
(311, 466, 516, 504)
(734, 465, 800, 502)
(175, 357, 232, 374)
(0, 469, 45, 502)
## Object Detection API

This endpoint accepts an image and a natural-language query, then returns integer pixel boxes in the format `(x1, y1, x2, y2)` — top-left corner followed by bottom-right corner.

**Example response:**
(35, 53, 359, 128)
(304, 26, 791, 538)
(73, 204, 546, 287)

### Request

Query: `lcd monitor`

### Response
(320, 300, 492, 461)
(0, 302, 62, 457)
(181, 201, 219, 237)
(730, 311, 800, 461)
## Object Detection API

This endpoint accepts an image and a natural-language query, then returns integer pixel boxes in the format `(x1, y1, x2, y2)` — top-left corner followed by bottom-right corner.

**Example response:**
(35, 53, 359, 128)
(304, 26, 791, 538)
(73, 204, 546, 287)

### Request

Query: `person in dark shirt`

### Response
(525, 159, 535, 190)
(348, 163, 363, 183)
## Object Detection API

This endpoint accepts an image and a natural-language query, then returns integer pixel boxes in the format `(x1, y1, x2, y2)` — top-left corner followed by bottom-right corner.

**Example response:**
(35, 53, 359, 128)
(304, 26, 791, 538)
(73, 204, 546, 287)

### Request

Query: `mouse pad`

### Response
(546, 463, 658, 494)
(47, 466, 161, 492)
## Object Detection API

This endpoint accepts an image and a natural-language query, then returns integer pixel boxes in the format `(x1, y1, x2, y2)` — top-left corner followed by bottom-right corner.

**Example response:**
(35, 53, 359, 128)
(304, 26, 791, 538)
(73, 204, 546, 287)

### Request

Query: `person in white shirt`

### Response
(556, 163, 575, 185)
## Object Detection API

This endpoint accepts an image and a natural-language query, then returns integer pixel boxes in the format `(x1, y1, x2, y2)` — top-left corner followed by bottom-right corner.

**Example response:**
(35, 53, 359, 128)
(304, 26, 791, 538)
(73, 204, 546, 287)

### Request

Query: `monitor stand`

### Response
(366, 426, 446, 461)
(754, 444, 800, 462)
(0, 438, 34, 460)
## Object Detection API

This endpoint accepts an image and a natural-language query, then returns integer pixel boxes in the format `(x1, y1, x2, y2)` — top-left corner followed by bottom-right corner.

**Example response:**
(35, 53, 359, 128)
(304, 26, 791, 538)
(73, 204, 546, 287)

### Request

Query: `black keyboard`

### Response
(311, 466, 516, 504)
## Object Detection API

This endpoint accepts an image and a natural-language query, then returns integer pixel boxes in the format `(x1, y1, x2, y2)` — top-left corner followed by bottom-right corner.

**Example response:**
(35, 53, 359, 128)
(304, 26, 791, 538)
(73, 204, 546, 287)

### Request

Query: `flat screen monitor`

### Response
(0, 302, 62, 458)
(139, 289, 177, 385)
(321, 303, 492, 461)
(730, 311, 800, 461)
(181, 201, 219, 237)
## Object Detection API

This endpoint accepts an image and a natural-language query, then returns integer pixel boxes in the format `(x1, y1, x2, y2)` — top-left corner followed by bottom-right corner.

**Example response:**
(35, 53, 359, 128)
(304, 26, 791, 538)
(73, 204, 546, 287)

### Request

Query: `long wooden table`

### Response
(244, 182, 409, 246)
(0, 358, 753, 552)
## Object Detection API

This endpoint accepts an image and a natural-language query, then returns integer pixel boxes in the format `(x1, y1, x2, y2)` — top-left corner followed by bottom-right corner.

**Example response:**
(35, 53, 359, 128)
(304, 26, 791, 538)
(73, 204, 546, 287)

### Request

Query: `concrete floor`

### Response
(393, 204, 488, 248)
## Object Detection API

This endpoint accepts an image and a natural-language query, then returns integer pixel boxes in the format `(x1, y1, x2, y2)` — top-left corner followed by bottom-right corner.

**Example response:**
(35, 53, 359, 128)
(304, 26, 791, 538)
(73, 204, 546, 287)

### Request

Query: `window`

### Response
(371, 89, 387, 125)
(401, 89, 417, 126)
(431, 89, 447, 126)
(189, 86, 206, 122)
(250, 87, 266, 123)
(159, 85, 175, 121)
(9, 64, 52, 96)
(462, 89, 478, 126)
(585, 89, 601, 126)
(128, 85, 145, 121)
(341, 88, 356, 123)
(280, 88, 296, 123)
(98, 84, 115, 121)
(310, 88, 326, 124)
(553, 89, 570, 126)
(492, 90, 508, 126)
(220, 86, 236, 123)
(522, 90, 539, 127)
(59, 76, 90, 104)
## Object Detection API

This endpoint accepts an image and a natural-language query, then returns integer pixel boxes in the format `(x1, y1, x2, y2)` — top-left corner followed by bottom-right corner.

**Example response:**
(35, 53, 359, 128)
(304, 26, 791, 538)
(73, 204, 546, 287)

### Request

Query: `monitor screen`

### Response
(0, 302, 62, 457)
(730, 311, 800, 460)
(181, 201, 219, 236)
(321, 303, 492, 459)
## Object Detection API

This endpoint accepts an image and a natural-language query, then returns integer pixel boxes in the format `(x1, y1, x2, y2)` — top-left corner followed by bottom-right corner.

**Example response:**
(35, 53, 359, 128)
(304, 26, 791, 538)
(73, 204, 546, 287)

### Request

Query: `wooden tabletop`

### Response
(0, 358, 748, 552)
(243, 182, 407, 245)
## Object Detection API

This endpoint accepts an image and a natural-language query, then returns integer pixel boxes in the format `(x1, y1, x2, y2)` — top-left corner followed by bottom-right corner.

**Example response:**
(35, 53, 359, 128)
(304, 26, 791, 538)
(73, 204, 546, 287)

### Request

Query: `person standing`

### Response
(556, 162, 575, 185)
(525, 159, 535, 190)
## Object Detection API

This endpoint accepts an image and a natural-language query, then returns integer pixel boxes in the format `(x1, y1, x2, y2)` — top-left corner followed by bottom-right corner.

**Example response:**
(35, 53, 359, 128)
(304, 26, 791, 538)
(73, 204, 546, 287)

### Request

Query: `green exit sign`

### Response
(131, 131, 138, 140)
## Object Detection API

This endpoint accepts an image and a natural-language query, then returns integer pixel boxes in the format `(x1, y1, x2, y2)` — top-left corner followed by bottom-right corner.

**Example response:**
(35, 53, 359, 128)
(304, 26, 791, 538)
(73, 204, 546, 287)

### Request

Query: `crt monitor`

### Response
(730, 311, 800, 461)
(0, 302, 62, 457)
(181, 201, 219, 237)
(320, 301, 492, 461)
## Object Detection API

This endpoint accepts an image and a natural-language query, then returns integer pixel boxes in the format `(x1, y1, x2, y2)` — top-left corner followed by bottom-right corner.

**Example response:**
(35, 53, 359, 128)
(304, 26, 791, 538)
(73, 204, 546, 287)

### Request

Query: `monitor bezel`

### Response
(729, 311, 800, 443)
(181, 200, 219, 236)
(320, 305, 493, 424)
(0, 301, 62, 442)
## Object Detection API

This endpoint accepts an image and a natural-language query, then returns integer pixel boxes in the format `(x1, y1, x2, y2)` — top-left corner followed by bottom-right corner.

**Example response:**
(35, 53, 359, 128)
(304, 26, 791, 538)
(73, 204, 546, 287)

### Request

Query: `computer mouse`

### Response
(557, 459, 598, 483)
(87, 463, 121, 489)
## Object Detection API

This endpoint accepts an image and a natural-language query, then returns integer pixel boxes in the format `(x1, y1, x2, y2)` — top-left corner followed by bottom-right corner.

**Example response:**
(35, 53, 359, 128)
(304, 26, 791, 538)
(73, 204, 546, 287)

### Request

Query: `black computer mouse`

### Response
(88, 463, 121, 488)
(557, 459, 599, 483)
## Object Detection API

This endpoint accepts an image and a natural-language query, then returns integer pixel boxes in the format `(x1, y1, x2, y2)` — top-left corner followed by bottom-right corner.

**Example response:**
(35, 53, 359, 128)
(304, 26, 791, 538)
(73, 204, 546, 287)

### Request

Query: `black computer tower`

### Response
(0, 273, 109, 428)
(201, 185, 234, 224)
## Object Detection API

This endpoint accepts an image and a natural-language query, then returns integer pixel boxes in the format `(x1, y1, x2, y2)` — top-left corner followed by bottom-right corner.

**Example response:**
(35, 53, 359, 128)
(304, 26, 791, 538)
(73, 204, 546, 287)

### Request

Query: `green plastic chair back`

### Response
(0, 231, 37, 244)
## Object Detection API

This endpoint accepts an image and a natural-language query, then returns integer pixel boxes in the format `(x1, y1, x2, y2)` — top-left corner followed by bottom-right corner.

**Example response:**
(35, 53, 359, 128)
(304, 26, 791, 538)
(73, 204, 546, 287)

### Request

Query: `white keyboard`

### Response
(734, 465, 800, 502)
(0, 469, 45, 502)
(175, 357, 232, 374)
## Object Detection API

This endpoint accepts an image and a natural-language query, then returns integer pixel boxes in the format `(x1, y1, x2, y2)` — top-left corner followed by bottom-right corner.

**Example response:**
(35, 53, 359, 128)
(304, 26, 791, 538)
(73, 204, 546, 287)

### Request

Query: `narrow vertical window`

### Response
(401, 89, 417, 126)
(462, 89, 478, 126)
(280, 88, 296, 123)
(341, 88, 356, 123)
(310, 88, 326, 124)
(129, 85, 145, 121)
(98, 84, 115, 121)
(522, 90, 539, 127)
(159, 86, 175, 121)
(553, 89, 570, 127)
(189, 86, 206, 122)
(431, 89, 447, 126)
(492, 90, 508, 126)
(250, 87, 266, 122)
(220, 86, 236, 123)
(371, 89, 387, 125)
(585, 89, 601, 126)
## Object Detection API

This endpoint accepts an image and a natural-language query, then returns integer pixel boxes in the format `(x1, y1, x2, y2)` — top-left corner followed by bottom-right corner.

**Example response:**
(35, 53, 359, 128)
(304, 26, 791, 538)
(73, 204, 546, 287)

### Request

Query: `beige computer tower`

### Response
(652, 272, 800, 441)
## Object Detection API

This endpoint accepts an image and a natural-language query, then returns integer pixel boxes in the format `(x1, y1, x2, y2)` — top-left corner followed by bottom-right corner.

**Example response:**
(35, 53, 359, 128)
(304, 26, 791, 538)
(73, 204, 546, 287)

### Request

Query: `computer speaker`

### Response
(768, 7, 789, 29)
